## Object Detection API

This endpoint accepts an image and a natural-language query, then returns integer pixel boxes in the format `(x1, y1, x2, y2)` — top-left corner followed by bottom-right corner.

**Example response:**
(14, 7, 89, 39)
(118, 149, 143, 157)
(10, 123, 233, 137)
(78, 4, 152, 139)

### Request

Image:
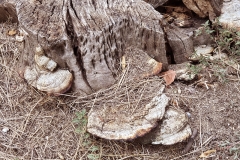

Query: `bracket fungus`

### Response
(34, 46, 57, 72)
(87, 90, 170, 140)
(140, 107, 192, 145)
(87, 89, 192, 145)
(24, 66, 73, 95)
(24, 47, 73, 95)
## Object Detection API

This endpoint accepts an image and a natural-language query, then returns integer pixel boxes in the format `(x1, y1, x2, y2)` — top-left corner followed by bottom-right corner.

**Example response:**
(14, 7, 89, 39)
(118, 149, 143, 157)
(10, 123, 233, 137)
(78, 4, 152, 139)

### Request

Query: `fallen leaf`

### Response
(161, 70, 176, 86)
(199, 150, 216, 158)
(8, 29, 17, 36)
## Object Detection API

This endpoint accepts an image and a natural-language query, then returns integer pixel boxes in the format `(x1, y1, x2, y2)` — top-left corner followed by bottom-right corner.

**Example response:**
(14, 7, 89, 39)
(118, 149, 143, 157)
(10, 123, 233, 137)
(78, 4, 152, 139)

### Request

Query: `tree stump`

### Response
(0, 0, 224, 95)
(0, 0, 169, 95)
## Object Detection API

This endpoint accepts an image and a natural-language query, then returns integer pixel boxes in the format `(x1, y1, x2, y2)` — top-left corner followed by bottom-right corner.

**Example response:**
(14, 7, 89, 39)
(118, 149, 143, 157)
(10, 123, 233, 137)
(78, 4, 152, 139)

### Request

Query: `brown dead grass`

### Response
(0, 22, 240, 160)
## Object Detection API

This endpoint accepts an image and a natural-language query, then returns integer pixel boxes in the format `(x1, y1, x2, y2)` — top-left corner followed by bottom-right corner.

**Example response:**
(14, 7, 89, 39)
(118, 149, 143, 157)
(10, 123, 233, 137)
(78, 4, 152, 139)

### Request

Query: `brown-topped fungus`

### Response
(23, 46, 73, 95)
(87, 92, 170, 140)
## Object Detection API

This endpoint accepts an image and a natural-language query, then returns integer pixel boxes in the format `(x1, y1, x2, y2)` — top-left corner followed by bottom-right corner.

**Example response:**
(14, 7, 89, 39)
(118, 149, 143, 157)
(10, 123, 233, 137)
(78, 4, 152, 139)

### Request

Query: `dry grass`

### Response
(0, 22, 240, 160)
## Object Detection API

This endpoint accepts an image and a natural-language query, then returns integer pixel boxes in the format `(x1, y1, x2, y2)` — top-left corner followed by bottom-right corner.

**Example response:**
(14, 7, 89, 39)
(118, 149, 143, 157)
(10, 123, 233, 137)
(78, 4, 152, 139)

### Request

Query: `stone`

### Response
(15, 35, 24, 42)
(189, 45, 214, 61)
(210, 52, 228, 61)
(2, 127, 9, 133)
(219, 0, 240, 30)
(168, 62, 196, 81)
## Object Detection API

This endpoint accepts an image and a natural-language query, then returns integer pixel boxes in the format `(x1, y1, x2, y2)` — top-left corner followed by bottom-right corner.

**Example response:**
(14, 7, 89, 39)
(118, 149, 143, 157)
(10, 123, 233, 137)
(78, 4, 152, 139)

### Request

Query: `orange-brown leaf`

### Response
(8, 29, 17, 36)
(199, 150, 216, 158)
(162, 70, 176, 86)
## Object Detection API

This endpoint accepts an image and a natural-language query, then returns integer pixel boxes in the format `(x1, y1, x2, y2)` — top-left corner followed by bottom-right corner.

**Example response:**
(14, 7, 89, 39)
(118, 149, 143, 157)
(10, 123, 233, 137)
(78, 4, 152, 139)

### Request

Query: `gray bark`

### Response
(4, 0, 167, 95)
(0, 0, 17, 23)
(0, 0, 221, 95)
(165, 25, 193, 63)
(144, 0, 168, 8)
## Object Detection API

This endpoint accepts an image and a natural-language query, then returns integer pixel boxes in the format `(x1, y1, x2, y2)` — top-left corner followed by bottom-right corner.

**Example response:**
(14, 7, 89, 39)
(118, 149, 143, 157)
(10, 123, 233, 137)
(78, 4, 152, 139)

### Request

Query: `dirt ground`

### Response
(0, 22, 240, 160)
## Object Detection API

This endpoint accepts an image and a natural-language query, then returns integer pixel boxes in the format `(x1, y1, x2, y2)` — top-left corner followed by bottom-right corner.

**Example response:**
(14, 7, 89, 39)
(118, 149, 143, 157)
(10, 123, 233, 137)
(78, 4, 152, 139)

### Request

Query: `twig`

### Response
(172, 148, 207, 160)
(72, 135, 82, 160)
(203, 135, 214, 147)
(199, 110, 203, 153)
(101, 154, 150, 159)
(116, 62, 130, 90)
(165, 93, 198, 99)
(21, 98, 43, 133)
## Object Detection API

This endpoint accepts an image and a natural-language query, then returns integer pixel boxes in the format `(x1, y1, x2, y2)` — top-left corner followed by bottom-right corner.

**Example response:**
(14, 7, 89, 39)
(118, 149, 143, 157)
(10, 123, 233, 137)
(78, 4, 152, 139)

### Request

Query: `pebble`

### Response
(2, 127, 9, 133)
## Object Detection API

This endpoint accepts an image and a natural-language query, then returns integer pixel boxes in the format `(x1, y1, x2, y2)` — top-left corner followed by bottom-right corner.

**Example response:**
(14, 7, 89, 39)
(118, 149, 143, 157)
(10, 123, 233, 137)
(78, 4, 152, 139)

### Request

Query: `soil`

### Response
(0, 22, 240, 160)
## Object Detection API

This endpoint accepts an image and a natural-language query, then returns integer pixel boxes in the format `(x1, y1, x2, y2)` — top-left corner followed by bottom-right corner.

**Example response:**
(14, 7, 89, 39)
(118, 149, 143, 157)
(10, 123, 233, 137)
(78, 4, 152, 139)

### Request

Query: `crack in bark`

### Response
(69, 0, 80, 21)
(66, 2, 94, 92)
(91, 0, 96, 10)
(210, 0, 222, 16)
(193, 0, 205, 17)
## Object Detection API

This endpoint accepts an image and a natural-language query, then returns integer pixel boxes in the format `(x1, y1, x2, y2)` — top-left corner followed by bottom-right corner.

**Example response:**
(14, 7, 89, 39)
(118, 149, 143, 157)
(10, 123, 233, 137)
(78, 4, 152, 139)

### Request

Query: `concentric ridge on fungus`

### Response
(34, 46, 57, 71)
(24, 66, 73, 95)
(87, 90, 170, 140)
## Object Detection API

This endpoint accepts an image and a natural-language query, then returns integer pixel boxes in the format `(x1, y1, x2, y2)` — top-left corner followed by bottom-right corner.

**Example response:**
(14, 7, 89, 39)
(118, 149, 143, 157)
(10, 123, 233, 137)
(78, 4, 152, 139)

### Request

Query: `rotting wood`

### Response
(4, 0, 167, 95)
(0, 0, 17, 23)
(144, 0, 169, 8)
(182, 0, 223, 21)
(0, 0, 223, 96)
(165, 24, 194, 63)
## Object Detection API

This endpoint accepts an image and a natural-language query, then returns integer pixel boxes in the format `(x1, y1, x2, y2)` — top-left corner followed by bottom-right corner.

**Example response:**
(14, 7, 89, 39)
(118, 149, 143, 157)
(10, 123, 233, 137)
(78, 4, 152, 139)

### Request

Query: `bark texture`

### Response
(182, 0, 223, 20)
(144, 0, 168, 8)
(0, 0, 222, 95)
(165, 25, 193, 63)
(0, 0, 17, 23)
(14, 0, 167, 95)
(219, 0, 240, 31)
